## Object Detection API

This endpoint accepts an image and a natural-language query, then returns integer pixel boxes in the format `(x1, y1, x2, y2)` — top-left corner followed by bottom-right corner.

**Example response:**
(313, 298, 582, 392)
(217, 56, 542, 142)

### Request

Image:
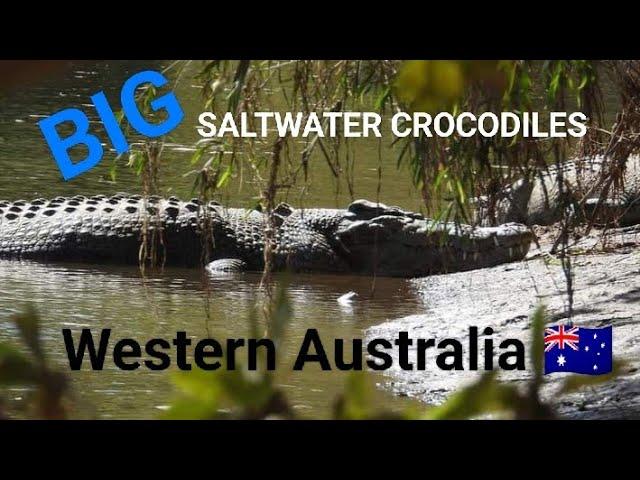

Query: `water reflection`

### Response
(0, 260, 424, 418)
(0, 60, 424, 210)
(0, 60, 430, 417)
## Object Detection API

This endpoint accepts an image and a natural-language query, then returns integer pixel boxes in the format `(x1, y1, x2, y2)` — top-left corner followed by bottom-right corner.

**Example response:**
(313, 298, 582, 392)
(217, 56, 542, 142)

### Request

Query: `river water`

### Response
(0, 60, 426, 418)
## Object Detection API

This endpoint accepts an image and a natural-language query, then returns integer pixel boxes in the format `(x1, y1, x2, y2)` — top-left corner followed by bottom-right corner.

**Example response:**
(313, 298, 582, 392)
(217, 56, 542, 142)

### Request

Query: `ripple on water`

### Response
(0, 259, 424, 418)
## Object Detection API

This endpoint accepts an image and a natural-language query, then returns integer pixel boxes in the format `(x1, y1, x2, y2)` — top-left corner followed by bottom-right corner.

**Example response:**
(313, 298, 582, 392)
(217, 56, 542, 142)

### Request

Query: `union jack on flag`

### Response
(544, 325, 613, 375)
(544, 325, 579, 352)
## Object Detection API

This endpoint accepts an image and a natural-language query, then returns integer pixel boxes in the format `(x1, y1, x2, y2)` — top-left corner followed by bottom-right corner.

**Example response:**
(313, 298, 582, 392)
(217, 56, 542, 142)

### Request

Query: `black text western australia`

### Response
(196, 111, 587, 139)
(63, 328, 525, 372)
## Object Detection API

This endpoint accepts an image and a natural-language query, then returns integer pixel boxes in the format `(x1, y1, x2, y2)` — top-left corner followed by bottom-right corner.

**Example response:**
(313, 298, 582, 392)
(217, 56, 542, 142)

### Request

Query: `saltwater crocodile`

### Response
(476, 155, 640, 227)
(0, 194, 532, 278)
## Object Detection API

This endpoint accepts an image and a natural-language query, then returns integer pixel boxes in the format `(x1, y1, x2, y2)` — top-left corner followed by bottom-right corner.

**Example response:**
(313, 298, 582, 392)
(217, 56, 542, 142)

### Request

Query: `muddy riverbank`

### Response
(367, 226, 640, 419)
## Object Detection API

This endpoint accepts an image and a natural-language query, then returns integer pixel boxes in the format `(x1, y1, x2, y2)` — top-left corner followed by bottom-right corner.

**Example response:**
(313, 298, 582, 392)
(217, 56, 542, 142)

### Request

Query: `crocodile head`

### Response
(332, 200, 533, 277)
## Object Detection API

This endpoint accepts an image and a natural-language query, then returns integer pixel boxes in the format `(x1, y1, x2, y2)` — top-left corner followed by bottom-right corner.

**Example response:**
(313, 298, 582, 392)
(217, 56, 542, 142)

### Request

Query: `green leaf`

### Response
(114, 110, 125, 126)
(227, 60, 251, 114)
(0, 343, 39, 385)
(558, 359, 628, 395)
(218, 370, 275, 410)
(374, 86, 391, 111)
(394, 60, 466, 113)
(530, 304, 546, 390)
(109, 163, 118, 183)
(163, 365, 280, 419)
(424, 371, 521, 420)
(216, 163, 233, 189)
(11, 305, 44, 361)
(270, 282, 292, 345)
(334, 372, 373, 420)
(190, 147, 205, 166)
(160, 397, 224, 420)
(162, 369, 224, 419)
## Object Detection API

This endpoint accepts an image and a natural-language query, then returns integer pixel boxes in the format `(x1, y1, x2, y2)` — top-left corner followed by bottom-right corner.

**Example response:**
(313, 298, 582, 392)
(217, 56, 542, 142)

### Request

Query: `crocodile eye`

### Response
(28, 205, 40, 211)
(64, 207, 76, 213)
(25, 212, 36, 219)
(85, 206, 97, 212)
(127, 198, 138, 204)
(103, 207, 114, 213)
(125, 206, 138, 214)
(9, 206, 22, 213)
(67, 200, 80, 206)
(43, 209, 57, 216)
(5, 213, 18, 220)
(185, 203, 198, 212)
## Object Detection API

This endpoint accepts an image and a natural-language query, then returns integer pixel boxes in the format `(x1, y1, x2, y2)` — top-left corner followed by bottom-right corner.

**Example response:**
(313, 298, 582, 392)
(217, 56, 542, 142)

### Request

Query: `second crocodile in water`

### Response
(0, 195, 532, 278)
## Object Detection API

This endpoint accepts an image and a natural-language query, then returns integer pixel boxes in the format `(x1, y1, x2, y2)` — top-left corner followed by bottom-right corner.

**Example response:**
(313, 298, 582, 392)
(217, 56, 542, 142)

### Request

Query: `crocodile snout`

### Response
(335, 210, 533, 277)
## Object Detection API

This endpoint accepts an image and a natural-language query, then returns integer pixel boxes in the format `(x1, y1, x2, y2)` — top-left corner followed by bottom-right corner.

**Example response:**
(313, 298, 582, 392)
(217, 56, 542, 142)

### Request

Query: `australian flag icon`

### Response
(544, 325, 613, 375)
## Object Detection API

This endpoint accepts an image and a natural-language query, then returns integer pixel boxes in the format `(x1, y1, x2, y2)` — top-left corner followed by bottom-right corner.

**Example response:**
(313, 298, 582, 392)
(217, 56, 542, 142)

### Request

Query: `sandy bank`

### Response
(366, 226, 640, 419)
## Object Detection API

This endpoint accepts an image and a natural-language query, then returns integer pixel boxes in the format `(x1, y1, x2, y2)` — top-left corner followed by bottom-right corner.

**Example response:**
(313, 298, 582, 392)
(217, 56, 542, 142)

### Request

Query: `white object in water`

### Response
(337, 291, 358, 305)
(206, 258, 247, 275)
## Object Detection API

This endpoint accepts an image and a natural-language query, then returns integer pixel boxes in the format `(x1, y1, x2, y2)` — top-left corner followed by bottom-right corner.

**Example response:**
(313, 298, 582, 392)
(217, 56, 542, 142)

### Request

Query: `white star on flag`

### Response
(557, 355, 566, 367)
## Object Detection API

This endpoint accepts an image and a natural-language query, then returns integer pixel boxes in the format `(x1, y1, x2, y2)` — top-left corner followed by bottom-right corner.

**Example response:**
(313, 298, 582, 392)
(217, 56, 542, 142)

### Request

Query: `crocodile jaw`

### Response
(334, 213, 533, 278)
